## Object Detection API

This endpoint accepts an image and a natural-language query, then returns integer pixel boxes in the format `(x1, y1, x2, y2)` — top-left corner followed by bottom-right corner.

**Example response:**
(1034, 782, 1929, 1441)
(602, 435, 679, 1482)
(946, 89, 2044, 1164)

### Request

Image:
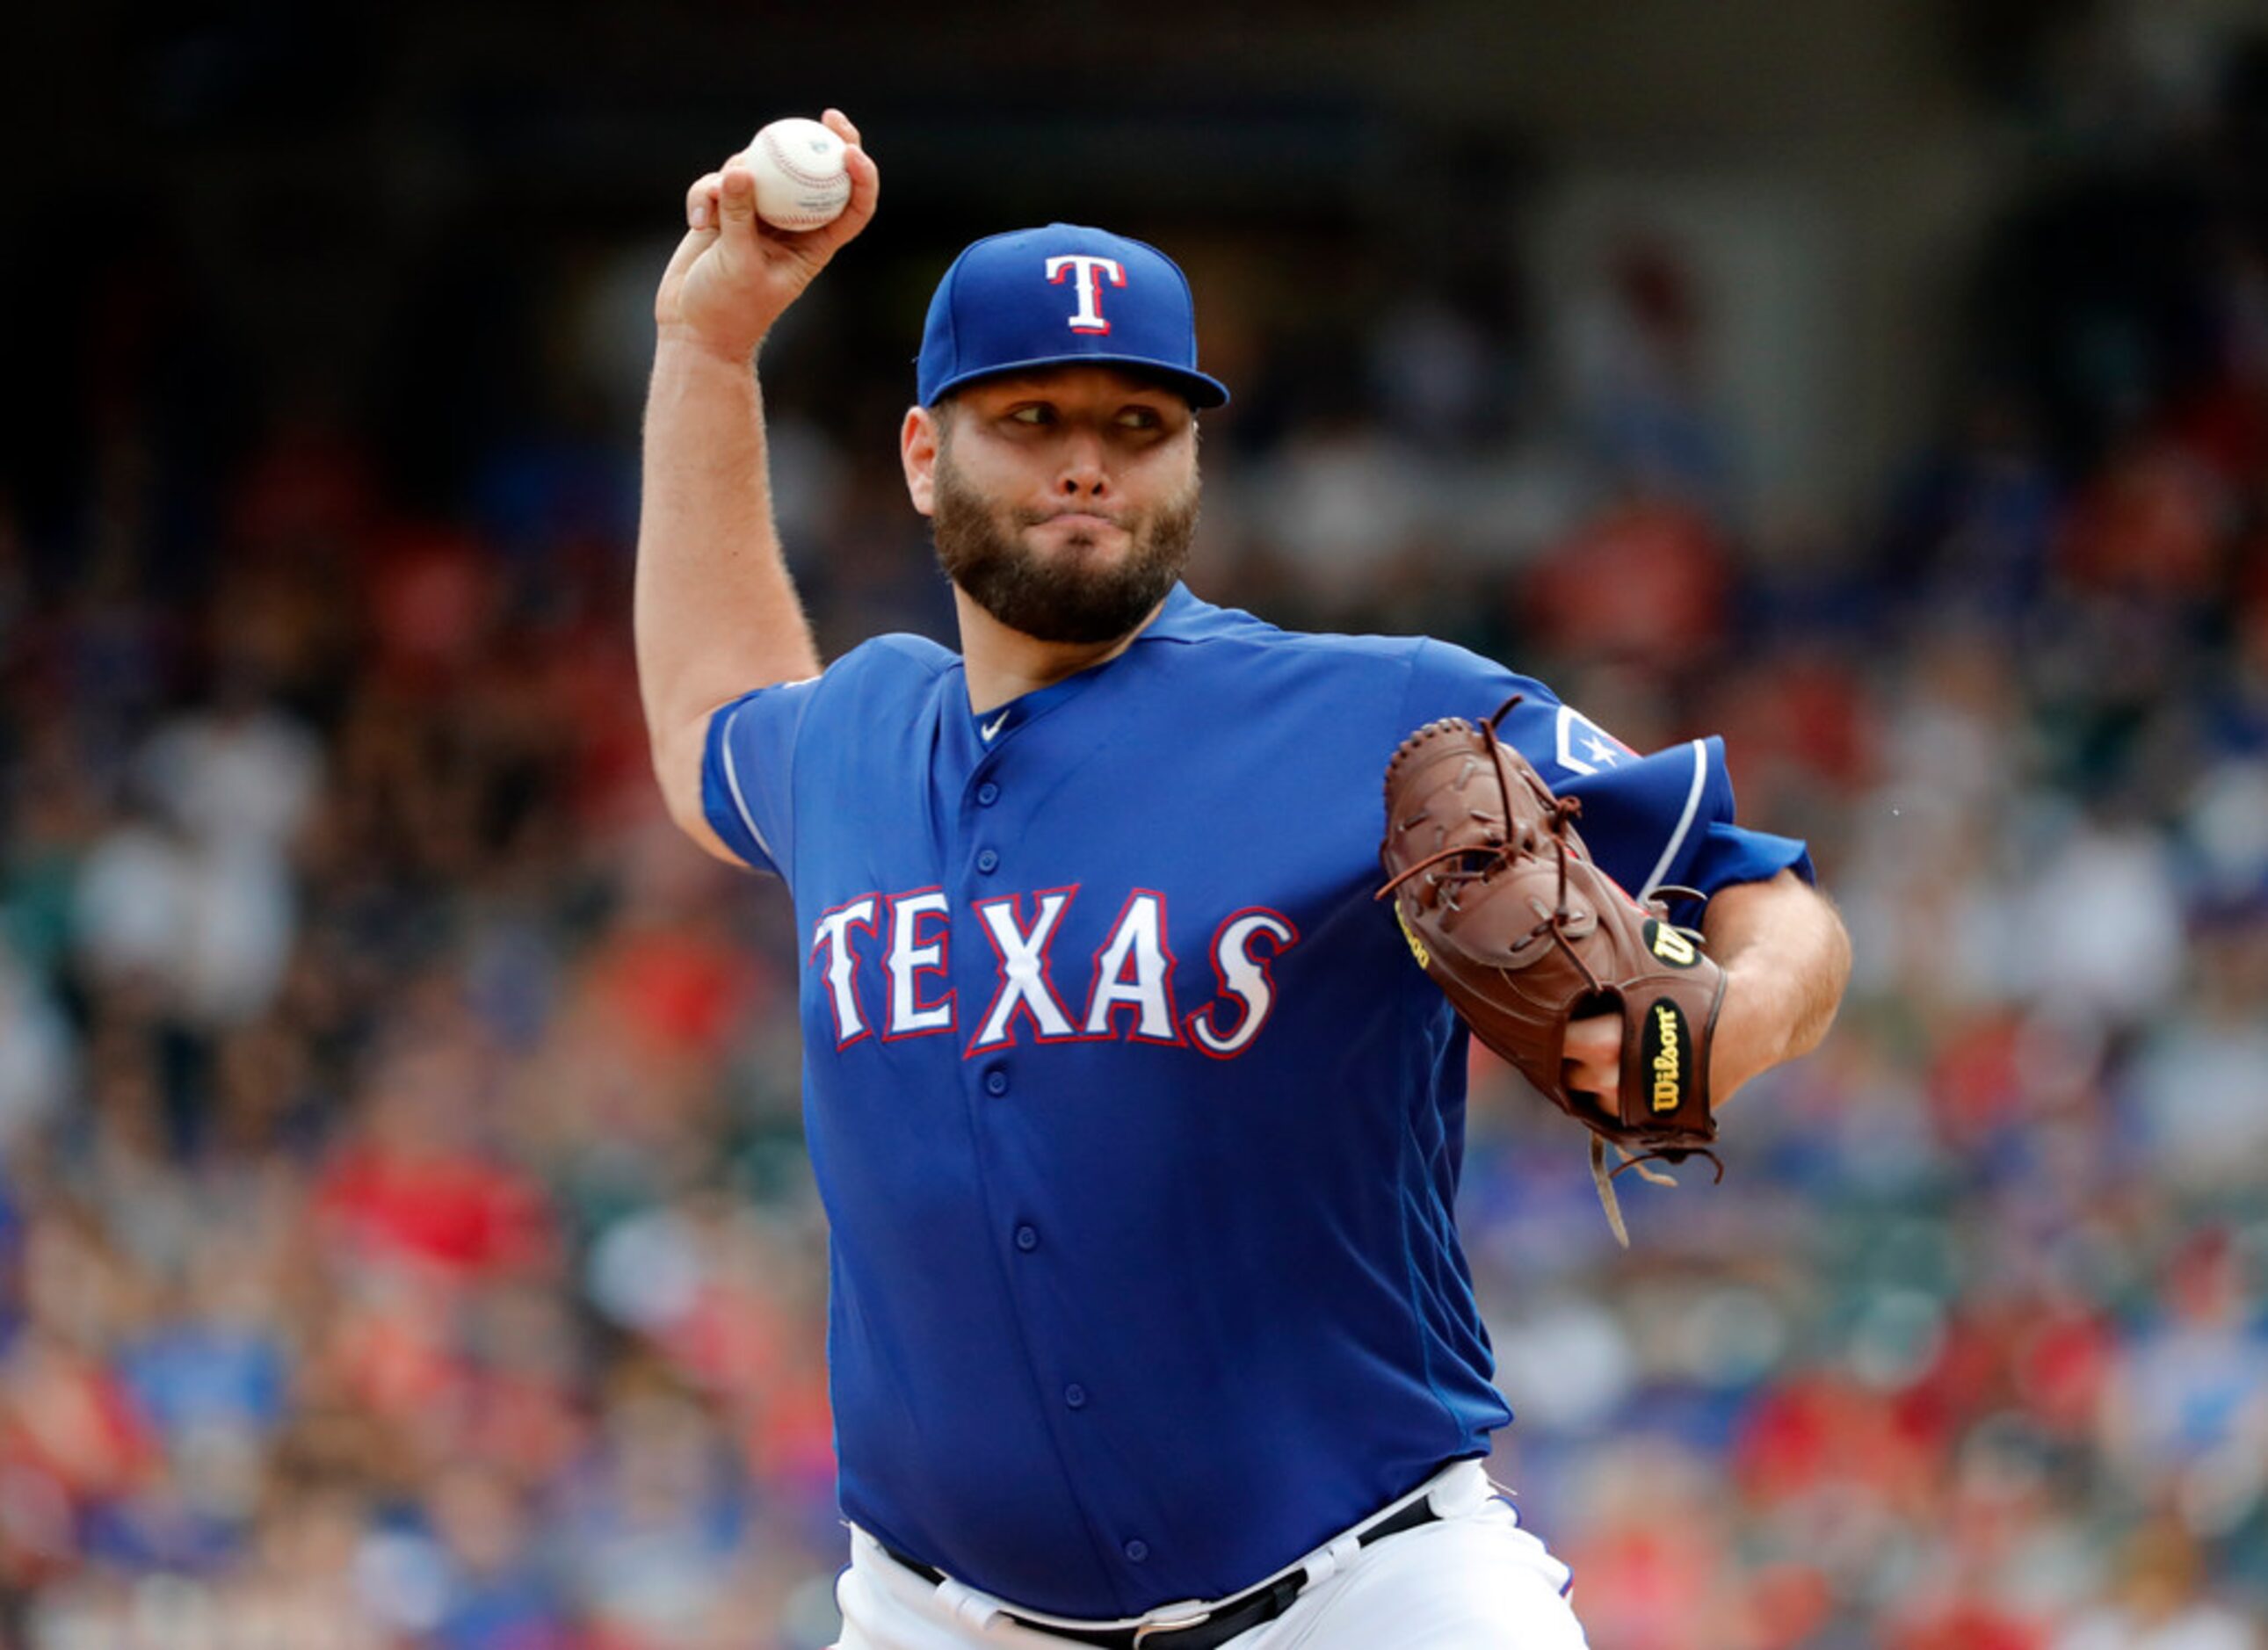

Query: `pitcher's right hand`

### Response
(656, 107, 878, 364)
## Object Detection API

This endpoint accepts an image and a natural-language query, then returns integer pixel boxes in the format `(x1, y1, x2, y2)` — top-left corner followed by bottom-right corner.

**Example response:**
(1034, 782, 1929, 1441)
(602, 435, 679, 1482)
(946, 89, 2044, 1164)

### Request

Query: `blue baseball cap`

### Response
(917, 224, 1230, 409)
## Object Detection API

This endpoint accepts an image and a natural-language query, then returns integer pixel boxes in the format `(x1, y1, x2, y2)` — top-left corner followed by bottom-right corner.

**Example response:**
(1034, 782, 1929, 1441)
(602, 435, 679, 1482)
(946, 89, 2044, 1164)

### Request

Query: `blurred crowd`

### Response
(7, 19, 2268, 1650)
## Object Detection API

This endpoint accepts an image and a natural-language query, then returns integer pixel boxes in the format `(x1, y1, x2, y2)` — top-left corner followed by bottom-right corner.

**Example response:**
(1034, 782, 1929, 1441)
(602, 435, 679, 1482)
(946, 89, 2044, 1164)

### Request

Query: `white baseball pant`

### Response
(833, 1461, 1590, 1650)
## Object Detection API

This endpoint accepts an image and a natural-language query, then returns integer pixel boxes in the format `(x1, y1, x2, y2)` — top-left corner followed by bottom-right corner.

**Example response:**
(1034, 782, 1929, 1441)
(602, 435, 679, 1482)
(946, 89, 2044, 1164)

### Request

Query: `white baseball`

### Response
(743, 117, 851, 232)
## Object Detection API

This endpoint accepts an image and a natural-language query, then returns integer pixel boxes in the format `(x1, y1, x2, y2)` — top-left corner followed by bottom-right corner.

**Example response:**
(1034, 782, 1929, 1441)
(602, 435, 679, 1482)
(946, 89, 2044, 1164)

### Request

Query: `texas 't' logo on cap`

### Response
(1045, 255, 1126, 336)
(915, 224, 1230, 409)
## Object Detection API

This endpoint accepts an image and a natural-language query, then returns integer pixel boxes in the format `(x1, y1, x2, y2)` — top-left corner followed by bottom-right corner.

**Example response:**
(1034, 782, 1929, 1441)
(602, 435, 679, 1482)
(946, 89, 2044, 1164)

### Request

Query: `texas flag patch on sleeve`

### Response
(1552, 704, 1641, 776)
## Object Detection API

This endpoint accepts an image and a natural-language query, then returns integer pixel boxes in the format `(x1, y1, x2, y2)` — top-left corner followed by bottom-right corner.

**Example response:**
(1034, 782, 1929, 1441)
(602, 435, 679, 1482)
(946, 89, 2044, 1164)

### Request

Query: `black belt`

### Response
(881, 1491, 1441, 1650)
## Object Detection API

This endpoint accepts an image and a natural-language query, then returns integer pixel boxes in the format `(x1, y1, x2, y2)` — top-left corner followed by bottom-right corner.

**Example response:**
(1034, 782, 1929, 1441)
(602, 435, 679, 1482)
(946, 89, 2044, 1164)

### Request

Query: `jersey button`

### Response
(975, 848, 1000, 873)
(1014, 1224, 1038, 1251)
(1063, 1383, 1087, 1409)
(985, 1068, 1009, 1096)
(1123, 1539, 1149, 1564)
(976, 782, 1000, 806)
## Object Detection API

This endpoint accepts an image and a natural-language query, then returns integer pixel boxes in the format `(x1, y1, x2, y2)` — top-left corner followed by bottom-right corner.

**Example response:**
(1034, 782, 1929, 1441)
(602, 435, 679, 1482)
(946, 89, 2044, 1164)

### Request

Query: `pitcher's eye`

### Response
(1007, 405, 1054, 427)
(1118, 407, 1163, 431)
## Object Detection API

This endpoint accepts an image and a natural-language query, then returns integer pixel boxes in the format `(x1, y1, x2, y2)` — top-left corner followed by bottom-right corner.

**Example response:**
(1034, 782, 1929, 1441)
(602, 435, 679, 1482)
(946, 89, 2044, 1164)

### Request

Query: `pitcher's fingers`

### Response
(714, 164, 762, 256)
(1562, 1014, 1621, 1062)
(822, 108, 862, 149)
(1564, 1063, 1619, 1102)
(841, 144, 879, 228)
(804, 144, 878, 258)
(657, 228, 708, 295)
(686, 171, 723, 232)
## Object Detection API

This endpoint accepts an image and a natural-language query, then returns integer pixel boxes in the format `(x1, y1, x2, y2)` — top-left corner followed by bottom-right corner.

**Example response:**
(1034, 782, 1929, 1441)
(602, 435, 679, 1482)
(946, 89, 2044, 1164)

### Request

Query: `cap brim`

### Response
(925, 353, 1229, 410)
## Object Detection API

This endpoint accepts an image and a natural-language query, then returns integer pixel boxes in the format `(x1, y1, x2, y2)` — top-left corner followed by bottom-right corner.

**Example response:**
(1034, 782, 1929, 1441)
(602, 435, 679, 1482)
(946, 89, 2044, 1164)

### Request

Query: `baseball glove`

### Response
(1377, 698, 1726, 1245)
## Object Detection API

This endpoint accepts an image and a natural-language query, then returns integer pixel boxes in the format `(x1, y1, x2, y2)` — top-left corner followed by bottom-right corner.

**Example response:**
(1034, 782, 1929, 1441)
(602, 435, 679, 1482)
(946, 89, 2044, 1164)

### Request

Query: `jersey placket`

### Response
(948, 699, 1157, 1598)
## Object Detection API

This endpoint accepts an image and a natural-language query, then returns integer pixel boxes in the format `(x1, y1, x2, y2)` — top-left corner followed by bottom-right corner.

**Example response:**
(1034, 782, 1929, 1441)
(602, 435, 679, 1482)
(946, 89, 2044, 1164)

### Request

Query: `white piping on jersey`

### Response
(719, 700, 777, 866)
(1640, 739, 1708, 898)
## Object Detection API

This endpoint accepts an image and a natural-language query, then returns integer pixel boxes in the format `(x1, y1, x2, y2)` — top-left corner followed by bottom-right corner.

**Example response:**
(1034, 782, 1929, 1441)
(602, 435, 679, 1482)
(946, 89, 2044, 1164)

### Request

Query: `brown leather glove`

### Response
(1378, 701, 1726, 1244)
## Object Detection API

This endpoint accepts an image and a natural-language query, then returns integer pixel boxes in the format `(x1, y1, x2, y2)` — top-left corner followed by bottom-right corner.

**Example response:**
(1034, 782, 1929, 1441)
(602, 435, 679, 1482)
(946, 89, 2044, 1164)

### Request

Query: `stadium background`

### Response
(4, 1, 2267, 1644)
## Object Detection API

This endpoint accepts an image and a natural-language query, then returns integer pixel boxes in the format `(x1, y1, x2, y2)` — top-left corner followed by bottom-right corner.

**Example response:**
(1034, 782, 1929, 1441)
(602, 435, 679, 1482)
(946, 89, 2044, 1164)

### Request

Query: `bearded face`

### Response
(930, 423, 1201, 647)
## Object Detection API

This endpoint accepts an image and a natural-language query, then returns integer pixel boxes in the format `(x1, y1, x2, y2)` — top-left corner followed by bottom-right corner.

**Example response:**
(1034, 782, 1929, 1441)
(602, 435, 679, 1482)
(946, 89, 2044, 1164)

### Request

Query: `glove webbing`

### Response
(1373, 699, 1607, 998)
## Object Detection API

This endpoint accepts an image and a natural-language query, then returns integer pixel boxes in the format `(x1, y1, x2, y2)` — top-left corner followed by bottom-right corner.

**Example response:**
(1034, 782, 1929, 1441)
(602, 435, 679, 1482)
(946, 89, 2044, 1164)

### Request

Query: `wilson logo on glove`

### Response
(1644, 919, 1699, 967)
(1394, 902, 1431, 971)
(1644, 999, 1688, 1111)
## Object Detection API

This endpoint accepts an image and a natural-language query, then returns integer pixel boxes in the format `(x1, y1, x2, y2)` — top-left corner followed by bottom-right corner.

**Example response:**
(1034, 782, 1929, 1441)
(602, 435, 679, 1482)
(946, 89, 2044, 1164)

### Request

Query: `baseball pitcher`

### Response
(636, 111, 1851, 1649)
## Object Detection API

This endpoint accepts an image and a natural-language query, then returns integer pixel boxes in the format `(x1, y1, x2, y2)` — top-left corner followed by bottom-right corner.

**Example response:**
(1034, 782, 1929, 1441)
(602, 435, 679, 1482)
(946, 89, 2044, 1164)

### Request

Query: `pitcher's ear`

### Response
(902, 402, 946, 517)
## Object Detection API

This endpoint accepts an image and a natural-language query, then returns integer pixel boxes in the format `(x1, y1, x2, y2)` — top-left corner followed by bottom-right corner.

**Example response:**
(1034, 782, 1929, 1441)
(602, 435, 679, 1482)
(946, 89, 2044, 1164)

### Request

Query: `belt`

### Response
(881, 1490, 1441, 1650)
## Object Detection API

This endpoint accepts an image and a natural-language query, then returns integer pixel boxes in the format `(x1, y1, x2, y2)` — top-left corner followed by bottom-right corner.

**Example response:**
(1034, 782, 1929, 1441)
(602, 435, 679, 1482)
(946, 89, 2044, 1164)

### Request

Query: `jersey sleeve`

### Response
(1398, 638, 1814, 904)
(700, 675, 823, 879)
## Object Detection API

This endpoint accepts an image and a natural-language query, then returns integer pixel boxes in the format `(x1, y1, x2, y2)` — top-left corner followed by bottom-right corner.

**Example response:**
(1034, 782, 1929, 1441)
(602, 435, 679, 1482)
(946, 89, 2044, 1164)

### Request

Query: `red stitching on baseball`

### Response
(760, 130, 848, 191)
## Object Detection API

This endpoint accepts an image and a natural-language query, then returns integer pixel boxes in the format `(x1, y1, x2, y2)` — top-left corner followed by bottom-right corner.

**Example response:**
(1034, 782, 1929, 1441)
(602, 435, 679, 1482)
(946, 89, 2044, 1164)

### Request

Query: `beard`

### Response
(931, 449, 1200, 646)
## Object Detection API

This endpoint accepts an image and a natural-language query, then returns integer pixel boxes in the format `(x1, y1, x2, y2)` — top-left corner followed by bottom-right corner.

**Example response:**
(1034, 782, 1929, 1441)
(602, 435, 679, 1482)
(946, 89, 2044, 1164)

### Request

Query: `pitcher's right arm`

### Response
(636, 109, 878, 863)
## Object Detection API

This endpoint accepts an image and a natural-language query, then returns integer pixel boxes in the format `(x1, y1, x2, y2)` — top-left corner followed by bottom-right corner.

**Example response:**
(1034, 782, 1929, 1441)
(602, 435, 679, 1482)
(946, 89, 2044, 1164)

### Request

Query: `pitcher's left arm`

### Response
(1561, 867, 1850, 1105)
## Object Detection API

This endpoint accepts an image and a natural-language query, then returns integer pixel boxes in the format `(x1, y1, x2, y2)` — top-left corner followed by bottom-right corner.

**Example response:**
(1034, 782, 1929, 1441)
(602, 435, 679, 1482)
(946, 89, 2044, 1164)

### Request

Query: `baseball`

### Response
(743, 117, 851, 232)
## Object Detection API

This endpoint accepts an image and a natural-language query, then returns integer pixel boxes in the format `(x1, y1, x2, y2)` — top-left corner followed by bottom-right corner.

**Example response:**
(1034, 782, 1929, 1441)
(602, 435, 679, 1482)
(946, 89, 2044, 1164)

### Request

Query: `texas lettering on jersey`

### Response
(807, 886, 1301, 1060)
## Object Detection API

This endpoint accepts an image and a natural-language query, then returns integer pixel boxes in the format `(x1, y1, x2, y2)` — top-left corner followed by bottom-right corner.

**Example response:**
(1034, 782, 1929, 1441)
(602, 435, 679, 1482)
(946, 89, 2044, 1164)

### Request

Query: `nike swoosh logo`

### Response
(981, 712, 1010, 742)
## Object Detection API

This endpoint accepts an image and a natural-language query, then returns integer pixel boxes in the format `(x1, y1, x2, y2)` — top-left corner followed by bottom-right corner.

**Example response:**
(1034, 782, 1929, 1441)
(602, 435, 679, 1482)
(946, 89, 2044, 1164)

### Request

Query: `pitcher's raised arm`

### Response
(634, 109, 877, 861)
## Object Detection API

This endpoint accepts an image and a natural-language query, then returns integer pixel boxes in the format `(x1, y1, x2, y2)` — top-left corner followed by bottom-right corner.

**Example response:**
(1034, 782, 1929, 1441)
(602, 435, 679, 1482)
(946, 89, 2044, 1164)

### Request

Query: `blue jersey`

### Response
(701, 584, 1809, 1617)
